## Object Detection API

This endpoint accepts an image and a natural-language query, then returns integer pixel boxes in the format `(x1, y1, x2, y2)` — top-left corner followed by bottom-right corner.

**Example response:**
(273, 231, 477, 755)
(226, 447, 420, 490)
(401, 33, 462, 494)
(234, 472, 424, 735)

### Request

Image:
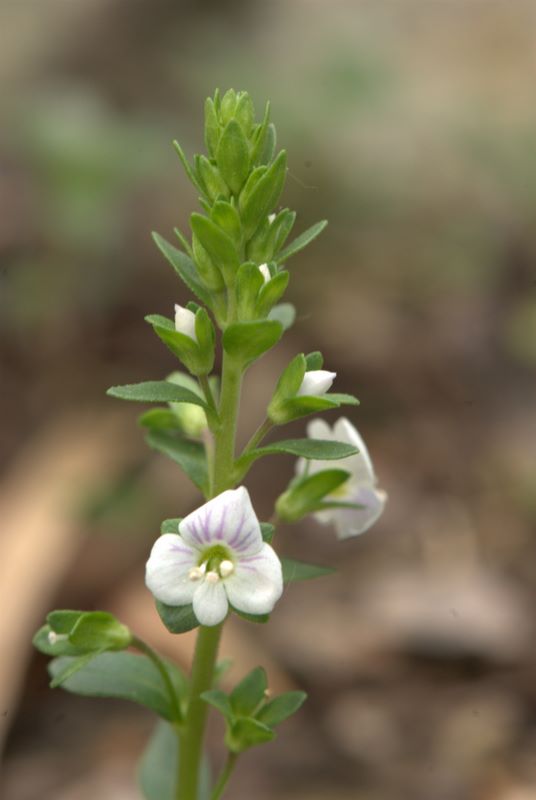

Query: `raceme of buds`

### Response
(296, 417, 387, 538)
(146, 487, 283, 626)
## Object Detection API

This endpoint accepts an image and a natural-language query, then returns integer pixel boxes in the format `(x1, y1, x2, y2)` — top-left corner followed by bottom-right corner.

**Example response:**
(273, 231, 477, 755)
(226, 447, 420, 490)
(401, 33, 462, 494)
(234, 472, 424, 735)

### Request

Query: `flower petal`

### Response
(224, 543, 283, 616)
(297, 370, 336, 397)
(333, 417, 376, 485)
(145, 534, 198, 606)
(331, 486, 387, 539)
(179, 486, 263, 556)
(193, 579, 229, 626)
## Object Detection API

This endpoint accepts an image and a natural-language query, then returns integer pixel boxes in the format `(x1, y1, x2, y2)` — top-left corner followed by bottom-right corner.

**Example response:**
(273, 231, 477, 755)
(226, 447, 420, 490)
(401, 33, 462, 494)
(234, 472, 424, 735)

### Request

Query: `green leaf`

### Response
(190, 213, 240, 281)
(217, 119, 250, 194)
(139, 722, 212, 800)
(69, 611, 131, 651)
(324, 392, 360, 406)
(107, 381, 207, 408)
(138, 408, 182, 431)
(33, 625, 85, 657)
(223, 320, 283, 365)
(152, 232, 212, 307)
(257, 691, 307, 727)
(47, 610, 84, 634)
(260, 522, 275, 543)
(156, 600, 199, 634)
(160, 518, 181, 534)
(268, 302, 296, 330)
(145, 430, 208, 492)
(276, 220, 327, 264)
(269, 395, 342, 424)
(276, 469, 351, 522)
(172, 140, 205, 194)
(201, 689, 234, 719)
(281, 558, 336, 583)
(247, 438, 358, 462)
(256, 271, 289, 316)
(231, 607, 270, 625)
(49, 652, 98, 688)
(240, 150, 287, 238)
(230, 667, 267, 716)
(305, 351, 323, 371)
(49, 652, 186, 721)
(227, 717, 275, 752)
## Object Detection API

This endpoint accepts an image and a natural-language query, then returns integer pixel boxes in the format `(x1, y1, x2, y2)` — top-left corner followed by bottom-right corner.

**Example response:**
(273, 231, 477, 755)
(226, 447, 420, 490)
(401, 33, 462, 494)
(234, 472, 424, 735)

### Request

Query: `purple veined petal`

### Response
(179, 487, 263, 556)
(331, 485, 387, 539)
(145, 534, 198, 606)
(193, 579, 229, 626)
(224, 543, 283, 616)
(333, 417, 376, 485)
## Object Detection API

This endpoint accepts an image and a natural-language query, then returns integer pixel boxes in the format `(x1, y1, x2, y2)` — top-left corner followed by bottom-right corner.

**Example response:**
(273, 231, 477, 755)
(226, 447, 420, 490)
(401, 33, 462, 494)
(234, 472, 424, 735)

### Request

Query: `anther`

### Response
(205, 570, 220, 584)
(219, 560, 234, 578)
(188, 565, 205, 581)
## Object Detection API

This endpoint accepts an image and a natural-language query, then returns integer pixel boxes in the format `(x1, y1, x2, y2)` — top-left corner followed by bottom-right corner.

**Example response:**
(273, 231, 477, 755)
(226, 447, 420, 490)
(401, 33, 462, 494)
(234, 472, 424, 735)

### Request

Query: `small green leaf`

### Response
(231, 607, 270, 624)
(107, 381, 207, 408)
(49, 652, 99, 688)
(230, 667, 267, 716)
(138, 408, 182, 431)
(47, 610, 84, 634)
(190, 213, 240, 282)
(276, 469, 351, 522)
(276, 220, 327, 264)
(145, 430, 208, 492)
(247, 438, 358, 462)
(172, 140, 204, 194)
(227, 717, 275, 752)
(33, 625, 85, 657)
(260, 522, 275, 543)
(305, 351, 323, 371)
(69, 611, 131, 651)
(240, 150, 287, 238)
(156, 600, 199, 634)
(269, 395, 342, 424)
(217, 119, 250, 194)
(324, 392, 360, 406)
(214, 658, 233, 686)
(201, 689, 234, 719)
(256, 271, 289, 316)
(160, 518, 181, 534)
(257, 691, 307, 727)
(268, 303, 296, 330)
(223, 319, 283, 365)
(152, 232, 212, 307)
(281, 558, 335, 583)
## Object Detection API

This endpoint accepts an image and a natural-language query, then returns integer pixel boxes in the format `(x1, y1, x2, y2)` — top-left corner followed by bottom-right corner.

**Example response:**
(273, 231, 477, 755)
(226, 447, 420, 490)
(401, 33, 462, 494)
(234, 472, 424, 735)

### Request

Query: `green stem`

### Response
(241, 417, 273, 457)
(131, 636, 182, 724)
(177, 348, 244, 800)
(199, 374, 219, 426)
(177, 623, 223, 800)
(210, 753, 238, 800)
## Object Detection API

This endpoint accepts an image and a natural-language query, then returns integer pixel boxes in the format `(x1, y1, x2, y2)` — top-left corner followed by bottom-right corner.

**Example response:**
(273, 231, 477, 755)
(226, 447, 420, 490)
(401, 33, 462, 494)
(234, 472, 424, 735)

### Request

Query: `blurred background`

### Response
(2, 1, 536, 798)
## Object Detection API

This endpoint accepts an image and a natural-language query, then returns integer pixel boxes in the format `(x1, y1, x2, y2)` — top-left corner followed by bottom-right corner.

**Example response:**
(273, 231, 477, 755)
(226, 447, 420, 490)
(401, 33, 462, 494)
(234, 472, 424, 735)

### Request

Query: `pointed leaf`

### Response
(48, 652, 187, 721)
(201, 689, 234, 719)
(107, 381, 207, 408)
(223, 320, 283, 364)
(145, 429, 208, 492)
(152, 232, 212, 307)
(248, 438, 358, 462)
(281, 558, 335, 583)
(227, 717, 275, 752)
(276, 220, 327, 263)
(257, 691, 307, 727)
(160, 518, 181, 534)
(156, 600, 199, 634)
(230, 667, 267, 716)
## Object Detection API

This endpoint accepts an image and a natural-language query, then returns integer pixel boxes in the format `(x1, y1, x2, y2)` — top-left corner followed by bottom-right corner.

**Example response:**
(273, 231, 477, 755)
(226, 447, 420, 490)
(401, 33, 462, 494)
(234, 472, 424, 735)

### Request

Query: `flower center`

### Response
(188, 545, 235, 583)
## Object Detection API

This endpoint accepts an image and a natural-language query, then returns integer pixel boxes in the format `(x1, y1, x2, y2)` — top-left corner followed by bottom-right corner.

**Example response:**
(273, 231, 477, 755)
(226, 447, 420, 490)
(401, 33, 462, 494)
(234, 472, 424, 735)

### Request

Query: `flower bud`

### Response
(259, 263, 271, 283)
(297, 370, 336, 397)
(174, 304, 198, 342)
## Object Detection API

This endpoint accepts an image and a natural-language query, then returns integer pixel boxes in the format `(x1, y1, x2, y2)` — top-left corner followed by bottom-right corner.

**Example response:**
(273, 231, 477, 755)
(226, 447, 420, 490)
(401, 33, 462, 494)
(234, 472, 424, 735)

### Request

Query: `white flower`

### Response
(258, 263, 271, 283)
(299, 417, 387, 539)
(297, 369, 336, 397)
(174, 304, 197, 342)
(145, 487, 283, 626)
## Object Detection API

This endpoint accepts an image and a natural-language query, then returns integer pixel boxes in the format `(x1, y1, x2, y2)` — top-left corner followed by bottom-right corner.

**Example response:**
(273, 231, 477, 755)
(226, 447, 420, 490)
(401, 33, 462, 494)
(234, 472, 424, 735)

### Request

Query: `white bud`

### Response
(258, 263, 271, 283)
(219, 559, 234, 578)
(297, 370, 336, 397)
(205, 570, 220, 584)
(268, 213, 276, 224)
(174, 304, 198, 342)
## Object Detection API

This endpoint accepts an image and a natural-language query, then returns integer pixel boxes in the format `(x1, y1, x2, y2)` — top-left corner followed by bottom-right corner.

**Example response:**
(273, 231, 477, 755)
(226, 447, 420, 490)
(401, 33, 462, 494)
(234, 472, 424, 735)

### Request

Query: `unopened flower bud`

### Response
(259, 264, 271, 283)
(297, 370, 336, 397)
(174, 304, 198, 342)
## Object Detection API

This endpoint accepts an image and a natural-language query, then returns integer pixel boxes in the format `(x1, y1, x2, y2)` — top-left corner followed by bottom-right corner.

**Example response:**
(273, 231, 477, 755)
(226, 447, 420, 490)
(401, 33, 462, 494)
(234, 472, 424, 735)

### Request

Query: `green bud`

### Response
(191, 213, 240, 286)
(275, 470, 351, 522)
(211, 200, 242, 246)
(197, 156, 229, 202)
(69, 612, 132, 652)
(268, 353, 306, 421)
(167, 372, 208, 437)
(204, 96, 220, 157)
(192, 234, 225, 291)
(256, 270, 289, 317)
(217, 119, 250, 195)
(234, 92, 255, 135)
(236, 262, 264, 320)
(239, 150, 287, 239)
(220, 88, 238, 125)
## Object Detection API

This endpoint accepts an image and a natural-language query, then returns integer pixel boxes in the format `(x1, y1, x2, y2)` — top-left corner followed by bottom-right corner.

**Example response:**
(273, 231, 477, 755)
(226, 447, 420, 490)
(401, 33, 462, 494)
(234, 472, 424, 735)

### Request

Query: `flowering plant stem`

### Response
(178, 348, 243, 799)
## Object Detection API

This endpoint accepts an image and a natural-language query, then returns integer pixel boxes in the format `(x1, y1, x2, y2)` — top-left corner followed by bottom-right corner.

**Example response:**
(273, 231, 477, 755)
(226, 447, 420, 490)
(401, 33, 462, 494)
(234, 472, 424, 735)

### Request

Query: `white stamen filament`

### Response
(219, 560, 234, 578)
